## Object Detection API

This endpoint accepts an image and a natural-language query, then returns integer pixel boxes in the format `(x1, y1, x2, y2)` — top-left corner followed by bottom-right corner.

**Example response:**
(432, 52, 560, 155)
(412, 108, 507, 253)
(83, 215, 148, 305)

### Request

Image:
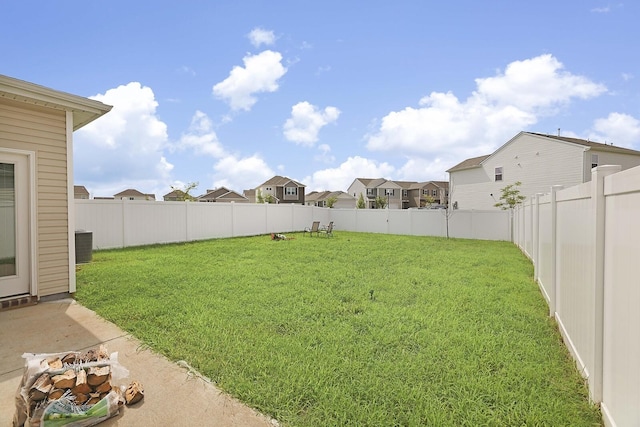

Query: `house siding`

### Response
(584, 149, 640, 182)
(450, 133, 586, 210)
(0, 98, 70, 297)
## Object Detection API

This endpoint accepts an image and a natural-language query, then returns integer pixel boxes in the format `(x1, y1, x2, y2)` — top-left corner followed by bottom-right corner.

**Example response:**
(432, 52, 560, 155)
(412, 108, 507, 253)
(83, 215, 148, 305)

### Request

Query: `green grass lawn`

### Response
(75, 232, 601, 426)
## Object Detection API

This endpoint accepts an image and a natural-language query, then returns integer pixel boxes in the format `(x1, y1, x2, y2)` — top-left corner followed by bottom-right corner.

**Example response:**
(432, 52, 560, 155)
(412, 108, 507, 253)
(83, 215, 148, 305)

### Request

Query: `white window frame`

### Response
(495, 167, 503, 182)
(284, 186, 298, 196)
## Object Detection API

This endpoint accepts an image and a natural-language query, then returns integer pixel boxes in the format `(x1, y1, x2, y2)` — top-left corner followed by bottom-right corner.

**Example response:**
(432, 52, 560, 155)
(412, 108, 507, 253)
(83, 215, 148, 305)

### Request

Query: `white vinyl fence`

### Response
(75, 200, 511, 250)
(514, 164, 640, 427)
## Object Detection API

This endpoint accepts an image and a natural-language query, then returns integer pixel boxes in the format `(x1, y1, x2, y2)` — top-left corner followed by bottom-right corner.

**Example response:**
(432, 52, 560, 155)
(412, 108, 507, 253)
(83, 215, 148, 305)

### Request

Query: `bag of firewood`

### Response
(13, 345, 129, 427)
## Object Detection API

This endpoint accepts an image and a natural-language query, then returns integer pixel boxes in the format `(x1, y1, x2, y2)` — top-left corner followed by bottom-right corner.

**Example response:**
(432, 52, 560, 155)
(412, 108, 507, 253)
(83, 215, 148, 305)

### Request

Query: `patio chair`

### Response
(304, 221, 320, 237)
(319, 221, 334, 237)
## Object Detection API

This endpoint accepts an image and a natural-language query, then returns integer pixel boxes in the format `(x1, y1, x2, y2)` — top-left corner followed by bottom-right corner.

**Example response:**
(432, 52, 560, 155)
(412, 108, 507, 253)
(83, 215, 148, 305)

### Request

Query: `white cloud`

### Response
(366, 54, 607, 159)
(591, 5, 611, 13)
(283, 101, 340, 146)
(396, 157, 450, 182)
(211, 154, 275, 191)
(588, 113, 640, 148)
(248, 27, 276, 47)
(75, 82, 172, 197)
(212, 50, 287, 111)
(474, 54, 606, 111)
(176, 111, 226, 157)
(303, 156, 395, 192)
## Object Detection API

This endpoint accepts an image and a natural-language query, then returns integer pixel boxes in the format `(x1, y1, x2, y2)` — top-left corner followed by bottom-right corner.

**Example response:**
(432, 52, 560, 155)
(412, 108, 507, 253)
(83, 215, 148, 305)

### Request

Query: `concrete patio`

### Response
(0, 299, 277, 427)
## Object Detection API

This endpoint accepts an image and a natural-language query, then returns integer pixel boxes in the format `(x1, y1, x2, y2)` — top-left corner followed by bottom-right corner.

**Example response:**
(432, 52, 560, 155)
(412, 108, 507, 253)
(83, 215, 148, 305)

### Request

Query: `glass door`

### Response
(0, 152, 29, 298)
(0, 162, 16, 277)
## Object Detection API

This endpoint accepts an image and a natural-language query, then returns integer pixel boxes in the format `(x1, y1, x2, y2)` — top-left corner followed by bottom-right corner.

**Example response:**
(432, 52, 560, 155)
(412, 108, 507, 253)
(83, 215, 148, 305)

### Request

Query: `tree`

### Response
(375, 196, 387, 209)
(494, 181, 526, 210)
(256, 189, 275, 204)
(326, 196, 338, 208)
(422, 195, 435, 208)
(356, 193, 366, 209)
(170, 182, 198, 201)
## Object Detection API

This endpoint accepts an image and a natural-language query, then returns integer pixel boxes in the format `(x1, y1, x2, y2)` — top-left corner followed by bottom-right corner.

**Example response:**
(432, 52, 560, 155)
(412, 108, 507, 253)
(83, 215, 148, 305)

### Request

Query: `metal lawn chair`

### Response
(319, 221, 334, 237)
(304, 221, 320, 237)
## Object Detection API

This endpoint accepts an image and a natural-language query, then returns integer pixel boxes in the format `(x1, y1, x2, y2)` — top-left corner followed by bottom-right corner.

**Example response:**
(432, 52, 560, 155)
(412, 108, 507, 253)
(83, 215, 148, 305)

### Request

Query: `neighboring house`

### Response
(163, 189, 189, 201)
(243, 189, 255, 202)
(115, 189, 155, 201)
(74, 185, 90, 199)
(398, 181, 449, 208)
(447, 131, 640, 210)
(305, 190, 356, 208)
(0, 74, 111, 308)
(347, 178, 403, 209)
(197, 187, 249, 203)
(254, 175, 306, 205)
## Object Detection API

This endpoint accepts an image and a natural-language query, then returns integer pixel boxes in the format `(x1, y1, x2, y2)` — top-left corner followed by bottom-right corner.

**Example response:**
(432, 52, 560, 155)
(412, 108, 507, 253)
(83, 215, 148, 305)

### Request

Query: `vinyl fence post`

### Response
(533, 193, 542, 281)
(549, 185, 563, 318)
(590, 165, 620, 404)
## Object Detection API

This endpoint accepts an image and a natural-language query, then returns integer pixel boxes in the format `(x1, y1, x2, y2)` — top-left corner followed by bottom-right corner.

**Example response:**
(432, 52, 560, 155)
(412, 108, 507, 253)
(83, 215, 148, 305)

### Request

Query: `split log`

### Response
(48, 389, 65, 400)
(87, 366, 110, 386)
(94, 380, 112, 394)
(52, 369, 77, 389)
(29, 373, 52, 401)
(96, 344, 110, 361)
(74, 393, 89, 405)
(61, 353, 77, 365)
(41, 357, 63, 371)
(72, 369, 91, 395)
(87, 392, 102, 405)
(125, 381, 144, 405)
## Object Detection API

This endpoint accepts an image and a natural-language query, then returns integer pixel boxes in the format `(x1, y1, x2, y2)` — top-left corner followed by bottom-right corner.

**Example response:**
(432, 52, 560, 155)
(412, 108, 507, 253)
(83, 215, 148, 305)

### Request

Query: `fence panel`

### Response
(76, 200, 124, 249)
(186, 202, 234, 240)
(554, 183, 594, 381)
(536, 195, 553, 304)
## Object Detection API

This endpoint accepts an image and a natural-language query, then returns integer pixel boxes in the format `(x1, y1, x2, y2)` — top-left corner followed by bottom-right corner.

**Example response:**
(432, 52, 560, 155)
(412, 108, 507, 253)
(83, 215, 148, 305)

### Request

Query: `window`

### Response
(422, 189, 429, 195)
(402, 190, 408, 197)
(432, 190, 437, 197)
(367, 188, 376, 196)
(385, 189, 394, 196)
(495, 167, 503, 181)
(591, 154, 599, 169)
(285, 187, 298, 196)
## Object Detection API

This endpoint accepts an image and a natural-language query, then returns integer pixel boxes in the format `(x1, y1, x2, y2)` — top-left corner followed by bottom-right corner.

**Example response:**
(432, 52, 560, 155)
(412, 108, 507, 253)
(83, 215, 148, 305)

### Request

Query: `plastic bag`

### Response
(13, 346, 129, 427)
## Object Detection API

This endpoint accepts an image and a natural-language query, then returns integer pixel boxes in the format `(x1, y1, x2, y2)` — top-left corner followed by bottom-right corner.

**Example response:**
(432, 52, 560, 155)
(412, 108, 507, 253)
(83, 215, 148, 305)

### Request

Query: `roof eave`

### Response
(0, 74, 112, 131)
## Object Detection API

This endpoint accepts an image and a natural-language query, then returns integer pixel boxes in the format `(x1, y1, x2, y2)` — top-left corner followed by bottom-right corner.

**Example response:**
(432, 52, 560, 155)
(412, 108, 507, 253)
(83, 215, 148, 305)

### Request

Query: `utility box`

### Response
(75, 230, 93, 264)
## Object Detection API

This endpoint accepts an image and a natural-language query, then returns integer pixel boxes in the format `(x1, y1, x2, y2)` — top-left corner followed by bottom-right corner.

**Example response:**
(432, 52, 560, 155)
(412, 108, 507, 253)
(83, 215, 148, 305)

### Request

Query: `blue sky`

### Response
(2, 1, 639, 199)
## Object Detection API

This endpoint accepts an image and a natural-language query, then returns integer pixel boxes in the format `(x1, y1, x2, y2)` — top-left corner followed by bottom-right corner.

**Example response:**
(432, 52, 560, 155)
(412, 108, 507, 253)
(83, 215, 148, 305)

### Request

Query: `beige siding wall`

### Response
(0, 98, 70, 297)
(451, 133, 586, 210)
(584, 149, 640, 181)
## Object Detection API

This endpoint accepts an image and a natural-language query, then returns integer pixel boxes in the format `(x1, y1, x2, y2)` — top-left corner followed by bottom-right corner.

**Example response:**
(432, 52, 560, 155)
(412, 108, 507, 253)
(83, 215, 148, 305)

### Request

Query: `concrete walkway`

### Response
(0, 299, 277, 427)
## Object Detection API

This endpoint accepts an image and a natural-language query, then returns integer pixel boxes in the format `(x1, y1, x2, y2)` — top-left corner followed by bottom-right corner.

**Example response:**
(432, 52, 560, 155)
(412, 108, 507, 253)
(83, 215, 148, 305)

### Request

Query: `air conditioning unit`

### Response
(75, 231, 93, 264)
